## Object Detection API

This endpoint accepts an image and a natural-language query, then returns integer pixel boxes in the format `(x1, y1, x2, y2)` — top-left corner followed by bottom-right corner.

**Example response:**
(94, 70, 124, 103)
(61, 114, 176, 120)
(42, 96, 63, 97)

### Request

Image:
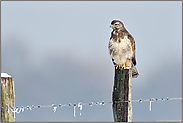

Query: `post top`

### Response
(1, 73, 12, 78)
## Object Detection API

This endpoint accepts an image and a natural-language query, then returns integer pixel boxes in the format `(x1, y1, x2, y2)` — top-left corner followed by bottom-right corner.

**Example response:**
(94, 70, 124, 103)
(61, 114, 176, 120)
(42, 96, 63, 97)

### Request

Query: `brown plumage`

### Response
(108, 20, 139, 78)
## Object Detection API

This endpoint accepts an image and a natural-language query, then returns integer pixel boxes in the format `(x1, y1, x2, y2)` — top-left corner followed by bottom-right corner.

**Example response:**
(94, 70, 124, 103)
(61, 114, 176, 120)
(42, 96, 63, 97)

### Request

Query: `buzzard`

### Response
(108, 20, 139, 78)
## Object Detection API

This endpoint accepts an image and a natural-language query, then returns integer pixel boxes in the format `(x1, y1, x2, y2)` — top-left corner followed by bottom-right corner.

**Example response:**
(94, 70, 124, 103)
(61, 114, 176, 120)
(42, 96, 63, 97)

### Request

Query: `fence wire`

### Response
(1, 97, 182, 117)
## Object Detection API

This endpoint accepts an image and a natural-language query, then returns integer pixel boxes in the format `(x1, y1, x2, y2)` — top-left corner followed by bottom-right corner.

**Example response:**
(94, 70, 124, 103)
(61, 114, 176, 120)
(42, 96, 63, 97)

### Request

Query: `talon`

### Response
(122, 64, 131, 69)
(114, 64, 121, 69)
(122, 64, 126, 69)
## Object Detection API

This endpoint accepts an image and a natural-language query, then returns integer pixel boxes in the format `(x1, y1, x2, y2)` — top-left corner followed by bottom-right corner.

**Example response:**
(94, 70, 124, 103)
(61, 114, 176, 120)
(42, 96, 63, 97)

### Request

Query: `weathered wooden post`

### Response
(1, 73, 15, 122)
(112, 68, 132, 122)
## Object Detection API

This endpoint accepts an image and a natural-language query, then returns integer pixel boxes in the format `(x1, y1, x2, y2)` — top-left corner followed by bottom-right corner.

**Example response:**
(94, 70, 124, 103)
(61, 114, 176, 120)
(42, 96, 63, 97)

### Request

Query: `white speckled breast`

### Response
(108, 36, 133, 65)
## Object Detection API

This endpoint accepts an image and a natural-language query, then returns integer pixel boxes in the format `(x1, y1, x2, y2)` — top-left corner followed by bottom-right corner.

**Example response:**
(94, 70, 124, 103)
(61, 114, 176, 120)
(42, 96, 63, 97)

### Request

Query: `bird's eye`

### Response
(115, 23, 118, 25)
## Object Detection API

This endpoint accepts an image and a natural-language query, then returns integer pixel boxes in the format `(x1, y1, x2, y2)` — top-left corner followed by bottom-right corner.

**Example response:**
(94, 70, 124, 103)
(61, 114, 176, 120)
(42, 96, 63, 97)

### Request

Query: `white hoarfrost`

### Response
(1, 73, 12, 78)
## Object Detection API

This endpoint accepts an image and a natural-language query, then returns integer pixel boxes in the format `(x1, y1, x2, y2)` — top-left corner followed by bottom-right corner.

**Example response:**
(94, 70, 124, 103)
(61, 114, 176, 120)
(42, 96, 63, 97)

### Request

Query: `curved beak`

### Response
(110, 24, 115, 28)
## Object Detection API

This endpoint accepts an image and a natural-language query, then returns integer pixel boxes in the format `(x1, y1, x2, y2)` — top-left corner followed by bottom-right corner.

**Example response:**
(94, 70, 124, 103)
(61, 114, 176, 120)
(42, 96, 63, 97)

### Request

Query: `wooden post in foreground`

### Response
(112, 68, 132, 122)
(1, 73, 15, 122)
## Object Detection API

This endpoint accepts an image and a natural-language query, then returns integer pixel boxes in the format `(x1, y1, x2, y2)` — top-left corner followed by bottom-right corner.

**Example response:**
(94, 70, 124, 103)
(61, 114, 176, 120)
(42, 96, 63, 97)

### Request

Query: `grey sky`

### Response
(1, 1, 182, 122)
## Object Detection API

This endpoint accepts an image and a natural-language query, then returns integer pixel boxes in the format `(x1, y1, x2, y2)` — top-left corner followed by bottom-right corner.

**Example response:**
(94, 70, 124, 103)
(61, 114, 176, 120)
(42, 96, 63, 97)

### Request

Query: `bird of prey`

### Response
(108, 20, 139, 78)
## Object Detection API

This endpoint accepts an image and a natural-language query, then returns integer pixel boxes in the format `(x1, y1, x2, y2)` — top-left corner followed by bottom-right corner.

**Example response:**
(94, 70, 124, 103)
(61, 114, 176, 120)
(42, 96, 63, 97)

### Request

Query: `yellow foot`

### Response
(114, 64, 121, 69)
(114, 64, 130, 69)
(122, 64, 126, 69)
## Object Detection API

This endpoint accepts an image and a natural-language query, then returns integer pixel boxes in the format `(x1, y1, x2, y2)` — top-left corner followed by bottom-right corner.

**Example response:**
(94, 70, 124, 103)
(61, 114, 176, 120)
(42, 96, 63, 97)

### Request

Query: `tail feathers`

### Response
(131, 63, 139, 78)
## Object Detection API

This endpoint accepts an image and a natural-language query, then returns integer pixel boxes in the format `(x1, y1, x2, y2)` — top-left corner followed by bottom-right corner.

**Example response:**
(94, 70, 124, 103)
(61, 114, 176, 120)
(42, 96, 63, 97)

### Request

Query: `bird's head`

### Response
(110, 20, 124, 30)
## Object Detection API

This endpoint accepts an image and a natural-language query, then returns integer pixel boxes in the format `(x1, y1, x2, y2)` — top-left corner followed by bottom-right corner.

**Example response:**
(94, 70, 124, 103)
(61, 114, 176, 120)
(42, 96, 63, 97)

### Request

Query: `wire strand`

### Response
(1, 97, 181, 115)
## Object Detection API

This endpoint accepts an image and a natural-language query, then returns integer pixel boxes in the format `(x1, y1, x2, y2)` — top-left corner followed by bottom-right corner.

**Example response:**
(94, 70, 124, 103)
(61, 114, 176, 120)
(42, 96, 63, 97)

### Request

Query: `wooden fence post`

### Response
(112, 68, 132, 122)
(1, 73, 15, 122)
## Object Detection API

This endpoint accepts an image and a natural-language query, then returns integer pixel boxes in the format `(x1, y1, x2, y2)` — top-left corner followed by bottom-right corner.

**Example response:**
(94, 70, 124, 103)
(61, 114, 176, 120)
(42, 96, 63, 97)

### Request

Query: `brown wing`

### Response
(127, 33, 136, 66)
